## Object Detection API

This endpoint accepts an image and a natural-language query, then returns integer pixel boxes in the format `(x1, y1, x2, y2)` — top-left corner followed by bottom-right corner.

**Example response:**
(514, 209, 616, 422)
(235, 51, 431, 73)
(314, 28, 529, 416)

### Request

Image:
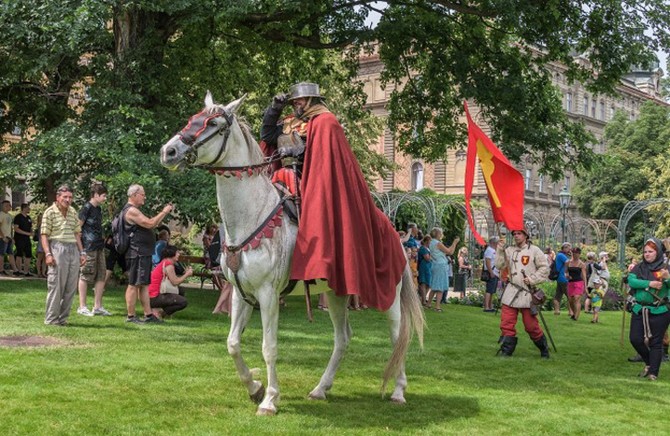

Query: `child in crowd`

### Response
(407, 246, 419, 287)
(590, 277, 605, 323)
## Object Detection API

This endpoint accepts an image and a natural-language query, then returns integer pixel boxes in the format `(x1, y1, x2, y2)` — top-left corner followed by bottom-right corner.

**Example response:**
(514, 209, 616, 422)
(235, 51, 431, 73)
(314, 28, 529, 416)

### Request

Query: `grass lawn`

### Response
(0, 278, 667, 435)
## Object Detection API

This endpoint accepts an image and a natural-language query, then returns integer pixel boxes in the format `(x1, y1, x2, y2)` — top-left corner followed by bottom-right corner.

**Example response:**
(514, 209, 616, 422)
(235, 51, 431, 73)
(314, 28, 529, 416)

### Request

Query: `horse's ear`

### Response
(225, 94, 247, 115)
(204, 91, 214, 107)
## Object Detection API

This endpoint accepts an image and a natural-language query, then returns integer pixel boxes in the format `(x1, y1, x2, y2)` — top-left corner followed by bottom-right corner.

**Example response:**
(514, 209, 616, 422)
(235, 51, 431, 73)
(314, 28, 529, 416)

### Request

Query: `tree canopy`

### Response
(1, 0, 669, 226)
(572, 101, 670, 244)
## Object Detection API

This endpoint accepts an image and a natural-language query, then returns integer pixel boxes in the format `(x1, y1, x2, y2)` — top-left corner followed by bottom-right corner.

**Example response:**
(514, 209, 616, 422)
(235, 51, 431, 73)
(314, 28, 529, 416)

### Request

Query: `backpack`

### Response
(548, 259, 559, 281)
(112, 204, 134, 255)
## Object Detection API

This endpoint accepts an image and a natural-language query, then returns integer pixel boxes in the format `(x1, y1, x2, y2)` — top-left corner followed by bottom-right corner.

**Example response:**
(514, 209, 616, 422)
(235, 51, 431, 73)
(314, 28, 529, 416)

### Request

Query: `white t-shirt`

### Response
(484, 246, 499, 278)
(0, 211, 13, 238)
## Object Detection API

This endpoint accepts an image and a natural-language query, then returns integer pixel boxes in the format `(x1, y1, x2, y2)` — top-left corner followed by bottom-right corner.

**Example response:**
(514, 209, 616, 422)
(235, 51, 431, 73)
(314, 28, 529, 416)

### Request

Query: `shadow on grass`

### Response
(288, 393, 479, 430)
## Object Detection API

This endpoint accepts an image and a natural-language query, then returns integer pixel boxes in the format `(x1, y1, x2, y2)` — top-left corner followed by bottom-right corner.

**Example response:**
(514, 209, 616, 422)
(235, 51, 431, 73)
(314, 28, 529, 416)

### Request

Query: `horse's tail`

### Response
(381, 260, 426, 395)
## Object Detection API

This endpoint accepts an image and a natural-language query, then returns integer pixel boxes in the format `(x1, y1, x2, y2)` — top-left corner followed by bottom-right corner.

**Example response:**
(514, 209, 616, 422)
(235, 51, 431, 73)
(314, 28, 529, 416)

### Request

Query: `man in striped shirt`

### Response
(40, 185, 86, 326)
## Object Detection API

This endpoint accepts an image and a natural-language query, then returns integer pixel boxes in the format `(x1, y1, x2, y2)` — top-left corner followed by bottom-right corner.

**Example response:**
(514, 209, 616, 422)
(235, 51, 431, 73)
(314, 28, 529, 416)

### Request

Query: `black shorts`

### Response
(14, 238, 32, 258)
(554, 281, 568, 301)
(485, 277, 499, 294)
(127, 256, 152, 286)
(106, 249, 128, 272)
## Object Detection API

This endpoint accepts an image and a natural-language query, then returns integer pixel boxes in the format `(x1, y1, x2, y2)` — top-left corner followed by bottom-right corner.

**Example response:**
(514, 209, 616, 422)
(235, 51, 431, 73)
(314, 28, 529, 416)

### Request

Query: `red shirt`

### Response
(148, 259, 173, 298)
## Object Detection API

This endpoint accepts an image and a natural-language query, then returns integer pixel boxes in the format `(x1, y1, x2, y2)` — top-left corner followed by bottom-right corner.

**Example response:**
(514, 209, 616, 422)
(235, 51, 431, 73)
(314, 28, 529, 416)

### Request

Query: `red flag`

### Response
(463, 101, 525, 245)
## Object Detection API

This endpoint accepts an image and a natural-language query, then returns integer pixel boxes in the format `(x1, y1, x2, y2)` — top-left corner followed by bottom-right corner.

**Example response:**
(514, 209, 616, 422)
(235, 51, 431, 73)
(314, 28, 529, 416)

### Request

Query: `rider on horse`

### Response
(260, 82, 407, 311)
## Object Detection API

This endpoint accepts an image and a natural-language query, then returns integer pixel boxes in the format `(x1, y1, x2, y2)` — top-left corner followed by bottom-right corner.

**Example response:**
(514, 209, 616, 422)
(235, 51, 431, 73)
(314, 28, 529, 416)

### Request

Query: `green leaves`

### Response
(573, 101, 670, 243)
(1, 0, 668, 227)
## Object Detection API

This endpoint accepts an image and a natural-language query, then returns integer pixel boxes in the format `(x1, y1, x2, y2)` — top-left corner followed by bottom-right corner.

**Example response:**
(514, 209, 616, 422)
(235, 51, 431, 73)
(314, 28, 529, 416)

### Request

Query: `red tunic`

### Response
(289, 112, 406, 311)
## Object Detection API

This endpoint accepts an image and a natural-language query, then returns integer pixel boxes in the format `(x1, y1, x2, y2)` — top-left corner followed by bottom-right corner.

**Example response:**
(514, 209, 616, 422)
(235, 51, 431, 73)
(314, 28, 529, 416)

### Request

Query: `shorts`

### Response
(127, 255, 152, 286)
(14, 237, 32, 258)
(485, 277, 499, 294)
(80, 249, 106, 283)
(593, 306, 601, 313)
(106, 248, 128, 272)
(0, 238, 14, 256)
(554, 281, 568, 301)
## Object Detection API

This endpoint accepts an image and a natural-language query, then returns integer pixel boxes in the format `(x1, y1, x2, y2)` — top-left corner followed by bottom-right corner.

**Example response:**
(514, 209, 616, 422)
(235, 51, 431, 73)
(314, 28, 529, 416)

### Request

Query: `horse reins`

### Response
(179, 106, 289, 306)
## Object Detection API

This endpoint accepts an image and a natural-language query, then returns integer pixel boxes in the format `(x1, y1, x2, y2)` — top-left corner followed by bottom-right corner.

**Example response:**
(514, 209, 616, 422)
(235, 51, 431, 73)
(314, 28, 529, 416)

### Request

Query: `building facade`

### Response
(357, 49, 667, 225)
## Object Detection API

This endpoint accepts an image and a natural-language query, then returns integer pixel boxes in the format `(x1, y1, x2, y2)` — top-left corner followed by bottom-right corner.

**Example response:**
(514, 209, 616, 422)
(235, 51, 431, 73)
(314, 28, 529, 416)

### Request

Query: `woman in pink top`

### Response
(149, 245, 192, 319)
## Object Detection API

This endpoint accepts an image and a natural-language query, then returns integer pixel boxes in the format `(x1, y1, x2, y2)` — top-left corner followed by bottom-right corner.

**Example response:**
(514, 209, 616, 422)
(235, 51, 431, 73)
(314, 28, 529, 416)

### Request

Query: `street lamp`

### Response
(558, 185, 572, 243)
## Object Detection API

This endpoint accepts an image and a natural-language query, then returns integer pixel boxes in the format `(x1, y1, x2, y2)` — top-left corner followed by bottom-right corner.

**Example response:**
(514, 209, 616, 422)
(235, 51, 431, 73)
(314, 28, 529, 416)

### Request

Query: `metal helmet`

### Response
(287, 82, 324, 101)
(511, 226, 531, 238)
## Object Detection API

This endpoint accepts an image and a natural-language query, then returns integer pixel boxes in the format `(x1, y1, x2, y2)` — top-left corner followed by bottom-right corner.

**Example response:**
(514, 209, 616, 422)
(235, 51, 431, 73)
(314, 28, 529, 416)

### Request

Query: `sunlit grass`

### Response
(0, 279, 666, 435)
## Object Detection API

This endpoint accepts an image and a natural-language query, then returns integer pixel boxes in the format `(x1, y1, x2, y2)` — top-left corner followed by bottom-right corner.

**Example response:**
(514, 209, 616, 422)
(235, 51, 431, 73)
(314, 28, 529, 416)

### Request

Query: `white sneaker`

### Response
(93, 307, 112, 316)
(77, 307, 94, 317)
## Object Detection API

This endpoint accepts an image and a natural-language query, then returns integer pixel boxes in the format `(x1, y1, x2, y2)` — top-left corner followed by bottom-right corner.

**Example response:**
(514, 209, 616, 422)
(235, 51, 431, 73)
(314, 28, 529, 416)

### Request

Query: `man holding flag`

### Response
(495, 227, 551, 358)
(462, 101, 550, 357)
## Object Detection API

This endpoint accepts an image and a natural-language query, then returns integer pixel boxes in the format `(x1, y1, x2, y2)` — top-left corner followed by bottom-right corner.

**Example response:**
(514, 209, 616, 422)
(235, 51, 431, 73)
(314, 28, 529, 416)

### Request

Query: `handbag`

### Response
(159, 262, 180, 294)
(531, 290, 547, 306)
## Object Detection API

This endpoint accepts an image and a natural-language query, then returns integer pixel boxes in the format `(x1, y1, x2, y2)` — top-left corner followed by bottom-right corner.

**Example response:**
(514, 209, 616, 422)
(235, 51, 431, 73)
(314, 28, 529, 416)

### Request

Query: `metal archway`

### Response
(617, 199, 670, 268)
(524, 209, 551, 248)
(571, 217, 619, 250)
(371, 192, 437, 229)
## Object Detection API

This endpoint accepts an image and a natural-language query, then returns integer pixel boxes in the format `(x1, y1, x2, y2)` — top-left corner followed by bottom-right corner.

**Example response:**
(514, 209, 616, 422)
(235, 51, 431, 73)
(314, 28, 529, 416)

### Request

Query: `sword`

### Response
(494, 281, 506, 316)
(537, 307, 557, 353)
(519, 271, 558, 353)
(291, 159, 313, 323)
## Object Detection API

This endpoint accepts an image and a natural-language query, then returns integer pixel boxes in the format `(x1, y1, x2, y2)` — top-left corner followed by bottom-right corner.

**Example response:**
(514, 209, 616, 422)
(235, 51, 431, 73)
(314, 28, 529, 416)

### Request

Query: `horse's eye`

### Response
(208, 119, 218, 126)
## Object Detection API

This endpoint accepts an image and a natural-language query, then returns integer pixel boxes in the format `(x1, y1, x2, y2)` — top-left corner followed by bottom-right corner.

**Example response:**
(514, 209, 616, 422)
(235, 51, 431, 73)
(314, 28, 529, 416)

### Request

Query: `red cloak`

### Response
(290, 112, 406, 311)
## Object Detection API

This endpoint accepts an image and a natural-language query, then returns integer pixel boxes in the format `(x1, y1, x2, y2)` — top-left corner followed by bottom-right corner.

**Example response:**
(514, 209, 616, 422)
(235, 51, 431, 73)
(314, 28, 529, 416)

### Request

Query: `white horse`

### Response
(160, 93, 424, 416)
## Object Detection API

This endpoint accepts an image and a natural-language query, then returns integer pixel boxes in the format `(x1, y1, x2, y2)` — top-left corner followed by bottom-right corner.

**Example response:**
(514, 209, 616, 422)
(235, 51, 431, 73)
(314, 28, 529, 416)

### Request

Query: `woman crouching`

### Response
(148, 245, 192, 319)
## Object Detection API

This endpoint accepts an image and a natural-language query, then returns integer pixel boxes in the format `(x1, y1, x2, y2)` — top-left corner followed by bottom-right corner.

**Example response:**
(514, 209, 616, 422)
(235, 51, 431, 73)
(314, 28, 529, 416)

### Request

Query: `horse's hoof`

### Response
(249, 384, 265, 404)
(256, 407, 276, 416)
(390, 396, 406, 404)
(308, 390, 327, 401)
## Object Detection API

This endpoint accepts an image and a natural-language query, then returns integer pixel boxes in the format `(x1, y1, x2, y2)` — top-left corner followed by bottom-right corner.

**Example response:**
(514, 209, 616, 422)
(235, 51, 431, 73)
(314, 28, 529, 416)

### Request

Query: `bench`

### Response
(179, 255, 219, 290)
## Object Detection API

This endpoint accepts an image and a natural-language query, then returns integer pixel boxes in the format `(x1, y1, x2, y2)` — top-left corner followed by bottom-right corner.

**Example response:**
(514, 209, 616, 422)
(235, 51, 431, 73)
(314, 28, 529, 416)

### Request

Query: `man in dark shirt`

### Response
(77, 182, 111, 317)
(123, 184, 173, 324)
(12, 203, 33, 276)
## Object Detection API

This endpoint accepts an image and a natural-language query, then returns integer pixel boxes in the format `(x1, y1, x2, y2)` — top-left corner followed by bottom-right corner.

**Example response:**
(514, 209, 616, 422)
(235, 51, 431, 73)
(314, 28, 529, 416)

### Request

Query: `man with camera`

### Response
(495, 227, 550, 358)
(122, 184, 174, 324)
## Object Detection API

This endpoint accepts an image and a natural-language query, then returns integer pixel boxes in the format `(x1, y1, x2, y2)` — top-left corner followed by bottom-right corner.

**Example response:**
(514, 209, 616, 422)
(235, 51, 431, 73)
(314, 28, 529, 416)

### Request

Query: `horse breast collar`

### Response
(222, 197, 287, 306)
(224, 197, 287, 268)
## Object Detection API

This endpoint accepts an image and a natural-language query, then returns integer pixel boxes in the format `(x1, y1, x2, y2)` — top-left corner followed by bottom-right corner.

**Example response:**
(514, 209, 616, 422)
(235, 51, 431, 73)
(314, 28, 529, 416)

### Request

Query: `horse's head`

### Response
(160, 92, 247, 170)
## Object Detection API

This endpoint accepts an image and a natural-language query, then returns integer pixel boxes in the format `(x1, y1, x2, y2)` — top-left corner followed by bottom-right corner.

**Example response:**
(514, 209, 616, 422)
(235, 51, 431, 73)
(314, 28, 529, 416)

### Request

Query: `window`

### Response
(411, 162, 424, 192)
(610, 105, 616, 120)
(565, 92, 573, 112)
(591, 100, 596, 118)
(564, 176, 570, 189)
(525, 169, 532, 190)
(538, 175, 544, 193)
(599, 101, 605, 120)
(11, 125, 21, 136)
(583, 96, 589, 114)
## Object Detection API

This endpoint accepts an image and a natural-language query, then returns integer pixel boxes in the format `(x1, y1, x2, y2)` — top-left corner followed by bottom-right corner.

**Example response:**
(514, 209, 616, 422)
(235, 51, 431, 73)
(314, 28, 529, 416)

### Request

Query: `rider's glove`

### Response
(271, 93, 289, 111)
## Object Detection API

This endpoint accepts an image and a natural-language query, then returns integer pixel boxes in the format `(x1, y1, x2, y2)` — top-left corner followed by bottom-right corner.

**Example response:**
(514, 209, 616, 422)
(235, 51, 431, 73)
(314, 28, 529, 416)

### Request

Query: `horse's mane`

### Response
(206, 104, 264, 163)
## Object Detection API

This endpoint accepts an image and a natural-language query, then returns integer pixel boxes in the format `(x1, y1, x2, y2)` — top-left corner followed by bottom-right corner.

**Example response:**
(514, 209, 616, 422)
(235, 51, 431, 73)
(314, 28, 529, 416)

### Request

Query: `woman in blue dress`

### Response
(417, 235, 432, 307)
(427, 227, 460, 312)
